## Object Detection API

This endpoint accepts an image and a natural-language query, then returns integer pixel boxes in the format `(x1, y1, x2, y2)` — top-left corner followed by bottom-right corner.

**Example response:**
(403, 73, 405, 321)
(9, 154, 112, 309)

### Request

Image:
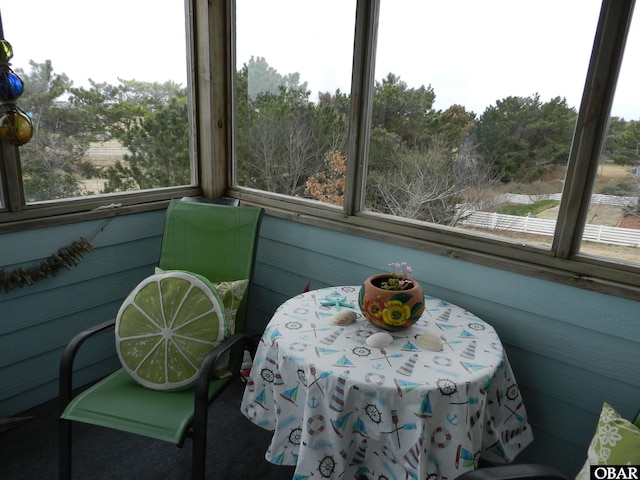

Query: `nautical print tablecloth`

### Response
(241, 286, 533, 480)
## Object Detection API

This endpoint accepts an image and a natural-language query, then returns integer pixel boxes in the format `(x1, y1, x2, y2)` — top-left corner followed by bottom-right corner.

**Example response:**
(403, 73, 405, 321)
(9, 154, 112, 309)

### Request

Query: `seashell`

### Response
(366, 331, 394, 348)
(331, 309, 357, 325)
(415, 332, 443, 352)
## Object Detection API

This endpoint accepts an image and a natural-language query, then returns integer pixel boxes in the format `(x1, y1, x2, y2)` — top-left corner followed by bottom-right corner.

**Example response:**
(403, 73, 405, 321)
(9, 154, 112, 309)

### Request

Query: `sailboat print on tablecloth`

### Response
(401, 340, 421, 352)
(394, 378, 423, 397)
(330, 410, 354, 437)
(456, 444, 476, 468)
(415, 392, 432, 418)
(280, 384, 299, 405)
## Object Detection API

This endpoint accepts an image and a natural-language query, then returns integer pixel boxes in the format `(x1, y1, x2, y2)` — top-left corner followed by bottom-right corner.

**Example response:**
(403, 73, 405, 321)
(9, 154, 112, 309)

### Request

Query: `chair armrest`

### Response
(456, 464, 569, 480)
(195, 333, 258, 402)
(194, 333, 257, 413)
(59, 318, 116, 413)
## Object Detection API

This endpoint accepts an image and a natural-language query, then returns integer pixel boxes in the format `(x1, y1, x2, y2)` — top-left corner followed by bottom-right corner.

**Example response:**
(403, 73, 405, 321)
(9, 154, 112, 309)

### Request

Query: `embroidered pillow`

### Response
(575, 402, 640, 480)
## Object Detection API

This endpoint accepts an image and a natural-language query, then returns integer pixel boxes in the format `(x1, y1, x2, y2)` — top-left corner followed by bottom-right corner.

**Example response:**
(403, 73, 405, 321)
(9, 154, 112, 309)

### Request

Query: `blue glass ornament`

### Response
(0, 70, 24, 101)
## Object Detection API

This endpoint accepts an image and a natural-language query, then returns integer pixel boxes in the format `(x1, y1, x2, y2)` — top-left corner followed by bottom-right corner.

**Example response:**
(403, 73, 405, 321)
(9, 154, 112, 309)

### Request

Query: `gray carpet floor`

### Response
(0, 378, 296, 480)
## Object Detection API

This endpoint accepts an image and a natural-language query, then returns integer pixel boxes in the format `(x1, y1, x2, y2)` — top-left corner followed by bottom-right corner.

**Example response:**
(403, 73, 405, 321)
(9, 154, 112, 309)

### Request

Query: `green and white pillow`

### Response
(154, 267, 248, 336)
(212, 279, 249, 336)
(575, 402, 640, 480)
(116, 271, 226, 391)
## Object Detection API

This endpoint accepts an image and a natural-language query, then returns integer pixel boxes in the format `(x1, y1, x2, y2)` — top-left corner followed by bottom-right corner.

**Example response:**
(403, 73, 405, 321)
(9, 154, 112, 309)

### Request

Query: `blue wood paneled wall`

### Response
(1, 210, 638, 477)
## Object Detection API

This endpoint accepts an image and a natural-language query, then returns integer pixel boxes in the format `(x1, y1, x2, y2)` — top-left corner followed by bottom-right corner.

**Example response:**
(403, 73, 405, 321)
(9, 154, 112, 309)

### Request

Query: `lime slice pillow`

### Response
(154, 267, 248, 337)
(115, 271, 226, 391)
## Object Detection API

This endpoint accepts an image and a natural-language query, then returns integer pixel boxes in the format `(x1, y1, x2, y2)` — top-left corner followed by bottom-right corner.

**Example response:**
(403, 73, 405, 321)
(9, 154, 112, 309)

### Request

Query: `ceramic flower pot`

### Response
(358, 274, 425, 331)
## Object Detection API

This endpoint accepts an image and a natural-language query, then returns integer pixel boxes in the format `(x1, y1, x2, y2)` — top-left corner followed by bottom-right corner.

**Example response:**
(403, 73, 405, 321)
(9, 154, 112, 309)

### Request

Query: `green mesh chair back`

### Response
(158, 200, 263, 333)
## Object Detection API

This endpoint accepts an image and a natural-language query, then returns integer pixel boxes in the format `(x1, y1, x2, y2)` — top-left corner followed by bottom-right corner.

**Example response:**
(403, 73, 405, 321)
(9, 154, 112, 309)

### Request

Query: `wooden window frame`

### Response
(223, 0, 640, 301)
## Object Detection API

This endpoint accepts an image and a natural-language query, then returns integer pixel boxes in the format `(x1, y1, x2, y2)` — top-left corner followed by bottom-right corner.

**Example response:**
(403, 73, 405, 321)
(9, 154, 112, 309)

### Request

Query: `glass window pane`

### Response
(366, 0, 600, 249)
(580, 6, 640, 264)
(2, 0, 191, 203)
(235, 0, 356, 206)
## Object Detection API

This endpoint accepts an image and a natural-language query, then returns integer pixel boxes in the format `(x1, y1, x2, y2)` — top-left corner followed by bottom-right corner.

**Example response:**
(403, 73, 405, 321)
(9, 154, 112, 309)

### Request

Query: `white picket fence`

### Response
(473, 193, 638, 209)
(461, 211, 640, 247)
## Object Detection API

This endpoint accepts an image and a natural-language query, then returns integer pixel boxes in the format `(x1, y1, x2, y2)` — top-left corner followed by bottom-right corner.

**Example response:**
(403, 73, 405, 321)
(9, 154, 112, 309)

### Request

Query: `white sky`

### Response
(1, 0, 638, 119)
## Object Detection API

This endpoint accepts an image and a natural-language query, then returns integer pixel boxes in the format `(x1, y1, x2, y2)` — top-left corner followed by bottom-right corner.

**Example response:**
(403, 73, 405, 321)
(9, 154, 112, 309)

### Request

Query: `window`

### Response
(230, 0, 640, 299)
(235, 0, 356, 205)
(579, 7, 640, 265)
(0, 0, 197, 217)
(367, 1, 599, 250)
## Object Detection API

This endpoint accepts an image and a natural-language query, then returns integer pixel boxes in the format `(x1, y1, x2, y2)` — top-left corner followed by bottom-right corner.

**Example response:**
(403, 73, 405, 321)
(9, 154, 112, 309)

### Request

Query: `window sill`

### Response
(228, 187, 640, 302)
(0, 187, 201, 234)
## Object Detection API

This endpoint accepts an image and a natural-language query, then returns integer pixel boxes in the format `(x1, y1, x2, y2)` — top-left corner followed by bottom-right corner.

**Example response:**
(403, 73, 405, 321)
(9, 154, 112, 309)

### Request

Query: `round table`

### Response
(241, 286, 533, 479)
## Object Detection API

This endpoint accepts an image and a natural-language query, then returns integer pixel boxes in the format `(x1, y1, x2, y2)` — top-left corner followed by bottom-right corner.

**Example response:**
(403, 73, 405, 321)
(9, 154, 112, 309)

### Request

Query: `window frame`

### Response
(0, 0, 205, 232)
(225, 0, 640, 301)
(1, 0, 639, 301)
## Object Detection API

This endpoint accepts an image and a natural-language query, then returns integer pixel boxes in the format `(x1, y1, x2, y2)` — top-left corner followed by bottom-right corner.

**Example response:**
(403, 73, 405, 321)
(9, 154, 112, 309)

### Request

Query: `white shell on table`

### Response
(366, 331, 394, 348)
(331, 309, 357, 325)
(415, 332, 443, 352)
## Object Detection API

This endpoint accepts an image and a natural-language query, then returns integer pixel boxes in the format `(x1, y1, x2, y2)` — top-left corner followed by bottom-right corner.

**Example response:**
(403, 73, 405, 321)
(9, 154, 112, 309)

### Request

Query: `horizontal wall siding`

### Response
(1, 211, 638, 477)
(0, 210, 166, 416)
(249, 215, 640, 477)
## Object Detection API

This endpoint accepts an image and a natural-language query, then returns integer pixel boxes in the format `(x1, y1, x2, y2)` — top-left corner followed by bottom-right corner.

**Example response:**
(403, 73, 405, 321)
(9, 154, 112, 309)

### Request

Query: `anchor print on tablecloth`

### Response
(448, 382, 481, 428)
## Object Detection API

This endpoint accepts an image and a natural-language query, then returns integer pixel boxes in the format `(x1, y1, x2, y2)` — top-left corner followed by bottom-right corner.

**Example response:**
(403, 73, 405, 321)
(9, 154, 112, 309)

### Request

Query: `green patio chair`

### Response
(59, 199, 263, 480)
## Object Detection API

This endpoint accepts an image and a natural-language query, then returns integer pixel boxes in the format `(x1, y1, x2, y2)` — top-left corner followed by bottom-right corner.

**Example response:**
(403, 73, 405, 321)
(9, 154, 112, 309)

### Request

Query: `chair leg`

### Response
(59, 418, 72, 480)
(191, 425, 207, 480)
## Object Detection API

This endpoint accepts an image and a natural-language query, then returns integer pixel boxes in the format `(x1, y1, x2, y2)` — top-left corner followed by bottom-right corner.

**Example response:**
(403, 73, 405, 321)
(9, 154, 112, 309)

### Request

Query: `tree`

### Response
(475, 94, 576, 182)
(102, 95, 190, 192)
(366, 139, 497, 225)
(371, 73, 437, 148)
(236, 59, 348, 196)
(16, 60, 97, 201)
(304, 150, 346, 205)
(70, 79, 190, 192)
(604, 117, 640, 166)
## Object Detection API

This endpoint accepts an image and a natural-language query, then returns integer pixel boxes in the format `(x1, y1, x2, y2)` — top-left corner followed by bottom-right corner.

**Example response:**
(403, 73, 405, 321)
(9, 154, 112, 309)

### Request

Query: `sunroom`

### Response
(0, 0, 639, 478)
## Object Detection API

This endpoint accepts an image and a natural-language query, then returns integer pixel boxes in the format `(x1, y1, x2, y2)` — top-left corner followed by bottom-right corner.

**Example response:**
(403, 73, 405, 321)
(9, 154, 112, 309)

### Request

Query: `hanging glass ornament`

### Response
(0, 40, 13, 61)
(0, 69, 23, 100)
(0, 32, 34, 145)
(0, 105, 33, 146)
